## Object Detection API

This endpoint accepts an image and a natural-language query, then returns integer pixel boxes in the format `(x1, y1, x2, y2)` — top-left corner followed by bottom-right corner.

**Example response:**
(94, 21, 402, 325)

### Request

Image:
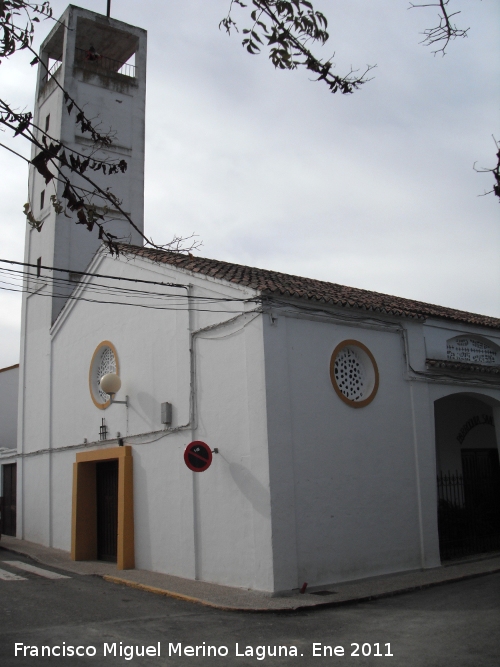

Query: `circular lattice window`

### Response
(330, 340, 379, 408)
(89, 341, 119, 409)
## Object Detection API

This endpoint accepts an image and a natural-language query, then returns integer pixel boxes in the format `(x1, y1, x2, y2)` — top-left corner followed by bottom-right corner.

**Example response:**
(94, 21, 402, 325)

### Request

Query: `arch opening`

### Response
(434, 393, 500, 561)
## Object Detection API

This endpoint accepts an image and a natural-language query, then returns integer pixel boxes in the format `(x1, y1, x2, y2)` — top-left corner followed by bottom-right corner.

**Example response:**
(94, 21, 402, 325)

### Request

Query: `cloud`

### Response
(0, 0, 498, 367)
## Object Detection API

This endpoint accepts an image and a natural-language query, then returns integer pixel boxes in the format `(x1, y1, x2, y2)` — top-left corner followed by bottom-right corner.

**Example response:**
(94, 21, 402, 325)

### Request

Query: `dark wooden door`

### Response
(1, 464, 17, 536)
(96, 460, 118, 562)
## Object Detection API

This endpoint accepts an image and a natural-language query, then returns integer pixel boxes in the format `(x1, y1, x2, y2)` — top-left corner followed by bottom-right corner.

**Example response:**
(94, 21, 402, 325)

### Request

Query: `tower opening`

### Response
(74, 17, 138, 80)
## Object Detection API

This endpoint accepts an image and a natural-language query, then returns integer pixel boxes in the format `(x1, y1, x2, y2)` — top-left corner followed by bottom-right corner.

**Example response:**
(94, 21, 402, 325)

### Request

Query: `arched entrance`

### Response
(434, 393, 500, 560)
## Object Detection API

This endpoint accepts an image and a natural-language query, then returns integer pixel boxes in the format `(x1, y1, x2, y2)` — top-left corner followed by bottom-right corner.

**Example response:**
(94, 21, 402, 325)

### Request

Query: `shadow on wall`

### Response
(228, 462, 270, 519)
(135, 391, 158, 427)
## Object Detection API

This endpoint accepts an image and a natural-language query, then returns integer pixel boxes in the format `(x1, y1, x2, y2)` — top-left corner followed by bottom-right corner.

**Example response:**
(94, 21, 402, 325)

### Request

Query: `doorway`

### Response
(96, 460, 118, 562)
(1, 463, 16, 536)
(71, 446, 134, 569)
(435, 394, 500, 561)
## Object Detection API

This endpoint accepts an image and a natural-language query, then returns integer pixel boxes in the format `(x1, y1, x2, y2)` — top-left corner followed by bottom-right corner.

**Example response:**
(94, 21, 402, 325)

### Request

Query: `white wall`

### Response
(193, 312, 273, 590)
(263, 310, 500, 590)
(0, 365, 19, 449)
(42, 253, 274, 591)
(264, 309, 441, 590)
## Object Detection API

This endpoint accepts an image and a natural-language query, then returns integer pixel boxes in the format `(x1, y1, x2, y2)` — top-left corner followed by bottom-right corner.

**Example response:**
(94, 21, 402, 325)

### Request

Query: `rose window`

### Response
(96, 346, 117, 401)
(89, 341, 119, 409)
(333, 347, 365, 402)
(330, 340, 379, 408)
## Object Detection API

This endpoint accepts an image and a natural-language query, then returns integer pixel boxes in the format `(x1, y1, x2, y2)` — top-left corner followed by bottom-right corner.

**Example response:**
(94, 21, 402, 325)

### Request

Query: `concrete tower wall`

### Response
(26, 5, 146, 321)
(18, 6, 147, 545)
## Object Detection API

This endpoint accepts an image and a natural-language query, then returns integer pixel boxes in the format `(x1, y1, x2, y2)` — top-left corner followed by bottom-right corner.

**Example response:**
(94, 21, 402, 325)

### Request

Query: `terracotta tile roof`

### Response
(120, 245, 500, 329)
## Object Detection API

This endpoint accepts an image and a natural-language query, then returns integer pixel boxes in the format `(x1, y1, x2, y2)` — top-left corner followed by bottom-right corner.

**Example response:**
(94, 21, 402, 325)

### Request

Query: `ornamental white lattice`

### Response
(446, 337, 498, 365)
(333, 347, 366, 402)
(96, 346, 116, 401)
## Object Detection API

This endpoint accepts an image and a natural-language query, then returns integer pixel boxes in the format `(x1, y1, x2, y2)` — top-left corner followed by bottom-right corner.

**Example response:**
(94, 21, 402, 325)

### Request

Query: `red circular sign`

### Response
(184, 441, 213, 472)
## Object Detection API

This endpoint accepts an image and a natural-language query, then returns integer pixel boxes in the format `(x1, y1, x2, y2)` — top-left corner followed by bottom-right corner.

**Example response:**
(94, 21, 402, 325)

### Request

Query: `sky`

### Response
(0, 0, 499, 368)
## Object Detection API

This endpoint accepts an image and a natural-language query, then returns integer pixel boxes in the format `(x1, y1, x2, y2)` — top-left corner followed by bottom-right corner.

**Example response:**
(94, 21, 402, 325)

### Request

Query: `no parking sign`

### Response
(184, 441, 213, 472)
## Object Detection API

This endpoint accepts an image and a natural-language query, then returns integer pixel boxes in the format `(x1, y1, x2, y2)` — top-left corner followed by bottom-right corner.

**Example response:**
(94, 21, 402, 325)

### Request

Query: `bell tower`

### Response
(25, 4, 147, 322)
(17, 6, 147, 542)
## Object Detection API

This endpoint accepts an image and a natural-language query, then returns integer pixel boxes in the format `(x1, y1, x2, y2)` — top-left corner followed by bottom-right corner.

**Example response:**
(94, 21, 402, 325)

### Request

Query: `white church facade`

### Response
(4, 6, 500, 593)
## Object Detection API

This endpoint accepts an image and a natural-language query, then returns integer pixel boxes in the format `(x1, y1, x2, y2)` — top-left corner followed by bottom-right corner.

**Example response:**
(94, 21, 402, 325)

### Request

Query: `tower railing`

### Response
(41, 60, 62, 85)
(74, 48, 136, 79)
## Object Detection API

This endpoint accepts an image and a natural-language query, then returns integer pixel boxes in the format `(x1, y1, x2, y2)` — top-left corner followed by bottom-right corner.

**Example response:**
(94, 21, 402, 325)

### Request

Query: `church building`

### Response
(3, 5, 500, 594)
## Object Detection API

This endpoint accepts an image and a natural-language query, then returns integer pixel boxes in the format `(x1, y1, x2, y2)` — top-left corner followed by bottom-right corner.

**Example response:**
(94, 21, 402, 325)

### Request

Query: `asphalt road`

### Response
(0, 548, 499, 667)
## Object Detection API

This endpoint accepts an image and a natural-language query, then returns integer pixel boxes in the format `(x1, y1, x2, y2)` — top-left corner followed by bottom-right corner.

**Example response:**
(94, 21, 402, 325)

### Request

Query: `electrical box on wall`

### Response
(161, 402, 172, 425)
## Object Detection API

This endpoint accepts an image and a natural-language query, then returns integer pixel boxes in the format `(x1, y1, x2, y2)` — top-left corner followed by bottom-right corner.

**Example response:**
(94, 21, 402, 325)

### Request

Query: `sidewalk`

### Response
(1, 534, 499, 612)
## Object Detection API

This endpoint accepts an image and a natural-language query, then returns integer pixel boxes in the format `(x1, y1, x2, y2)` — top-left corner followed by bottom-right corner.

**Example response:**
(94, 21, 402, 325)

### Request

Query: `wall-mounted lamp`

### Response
(100, 373, 128, 406)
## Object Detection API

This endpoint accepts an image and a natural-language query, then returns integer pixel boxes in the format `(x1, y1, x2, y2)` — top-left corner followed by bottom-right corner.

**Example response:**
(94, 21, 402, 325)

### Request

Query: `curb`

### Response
(3, 540, 500, 614)
(102, 576, 272, 612)
(0, 543, 45, 565)
(101, 566, 500, 614)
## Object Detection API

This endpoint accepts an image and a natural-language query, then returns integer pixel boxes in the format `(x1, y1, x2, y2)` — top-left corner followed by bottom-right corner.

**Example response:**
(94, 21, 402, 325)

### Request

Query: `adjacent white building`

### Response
(5, 5, 500, 591)
(0, 365, 19, 536)
(0, 364, 19, 451)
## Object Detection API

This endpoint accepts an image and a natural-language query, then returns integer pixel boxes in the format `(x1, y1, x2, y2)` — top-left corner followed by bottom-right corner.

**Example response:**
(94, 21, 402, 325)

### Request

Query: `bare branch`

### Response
(409, 0, 469, 55)
(474, 137, 500, 201)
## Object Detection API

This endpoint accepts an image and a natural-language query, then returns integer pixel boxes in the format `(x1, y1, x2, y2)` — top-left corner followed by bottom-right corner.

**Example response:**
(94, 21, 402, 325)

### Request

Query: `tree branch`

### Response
(474, 137, 500, 201)
(221, 0, 375, 94)
(409, 0, 469, 55)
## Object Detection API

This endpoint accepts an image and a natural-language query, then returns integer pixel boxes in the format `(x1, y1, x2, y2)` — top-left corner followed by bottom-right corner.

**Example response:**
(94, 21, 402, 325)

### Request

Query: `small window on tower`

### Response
(36, 257, 42, 278)
(40, 190, 45, 211)
(45, 114, 50, 132)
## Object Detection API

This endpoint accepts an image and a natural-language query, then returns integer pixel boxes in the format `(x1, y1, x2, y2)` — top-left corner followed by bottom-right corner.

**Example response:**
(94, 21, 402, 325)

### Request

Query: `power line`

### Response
(0, 258, 261, 303)
(0, 257, 189, 289)
(0, 267, 262, 312)
(0, 283, 262, 314)
(0, 267, 258, 305)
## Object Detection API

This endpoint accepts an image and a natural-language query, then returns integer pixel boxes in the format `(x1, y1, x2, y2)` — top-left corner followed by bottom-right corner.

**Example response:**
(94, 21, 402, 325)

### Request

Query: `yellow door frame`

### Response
(71, 445, 134, 570)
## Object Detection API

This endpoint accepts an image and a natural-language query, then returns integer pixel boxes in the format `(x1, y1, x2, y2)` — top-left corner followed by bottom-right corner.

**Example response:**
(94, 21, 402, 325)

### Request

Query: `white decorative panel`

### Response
(446, 337, 499, 365)
(95, 346, 117, 401)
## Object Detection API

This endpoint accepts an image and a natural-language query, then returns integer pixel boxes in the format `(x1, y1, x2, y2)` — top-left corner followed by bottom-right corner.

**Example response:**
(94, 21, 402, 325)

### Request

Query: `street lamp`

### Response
(100, 373, 127, 405)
